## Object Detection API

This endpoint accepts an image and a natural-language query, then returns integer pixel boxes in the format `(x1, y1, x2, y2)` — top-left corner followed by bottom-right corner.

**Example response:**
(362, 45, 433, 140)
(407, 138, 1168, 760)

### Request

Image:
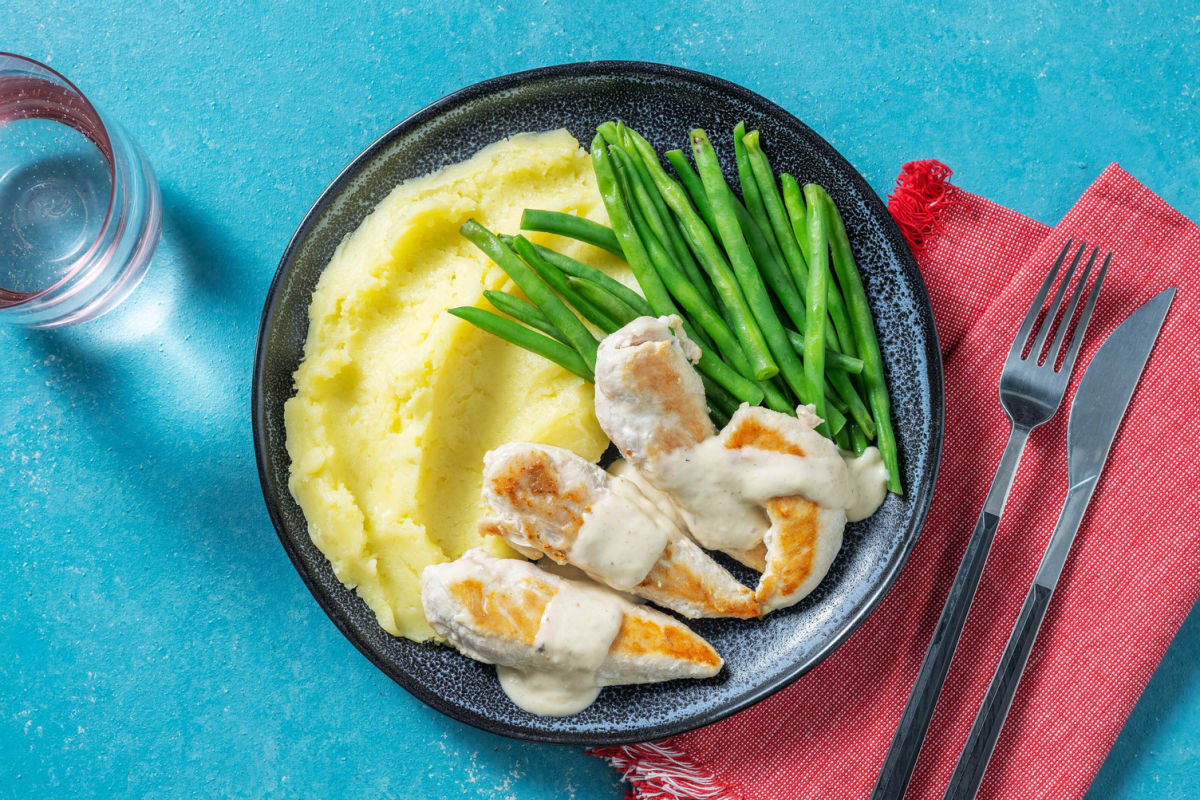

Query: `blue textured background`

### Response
(3, 2, 1197, 797)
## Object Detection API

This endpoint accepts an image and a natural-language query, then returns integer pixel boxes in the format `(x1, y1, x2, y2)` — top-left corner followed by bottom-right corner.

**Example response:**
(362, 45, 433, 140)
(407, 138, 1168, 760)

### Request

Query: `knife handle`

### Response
(944, 484, 1097, 798)
(872, 426, 1031, 800)
(943, 583, 1053, 799)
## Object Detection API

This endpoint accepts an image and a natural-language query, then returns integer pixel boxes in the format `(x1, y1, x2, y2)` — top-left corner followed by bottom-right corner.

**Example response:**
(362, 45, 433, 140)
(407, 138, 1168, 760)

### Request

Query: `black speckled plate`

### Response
(252, 62, 943, 746)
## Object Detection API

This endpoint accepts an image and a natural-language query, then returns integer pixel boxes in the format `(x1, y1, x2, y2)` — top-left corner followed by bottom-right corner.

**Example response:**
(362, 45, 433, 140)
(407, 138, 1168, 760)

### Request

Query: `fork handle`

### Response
(871, 425, 1031, 800)
(944, 483, 1097, 799)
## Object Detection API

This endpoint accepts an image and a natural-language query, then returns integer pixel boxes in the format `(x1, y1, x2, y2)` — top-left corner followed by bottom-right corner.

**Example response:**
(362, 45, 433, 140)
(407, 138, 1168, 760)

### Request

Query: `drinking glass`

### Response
(0, 53, 160, 328)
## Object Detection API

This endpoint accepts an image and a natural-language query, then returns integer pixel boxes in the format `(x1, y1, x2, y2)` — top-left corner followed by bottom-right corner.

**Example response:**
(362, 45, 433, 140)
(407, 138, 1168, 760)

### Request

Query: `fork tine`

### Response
(1047, 246, 1099, 369)
(1058, 251, 1110, 375)
(1009, 239, 1073, 359)
(1029, 241, 1086, 362)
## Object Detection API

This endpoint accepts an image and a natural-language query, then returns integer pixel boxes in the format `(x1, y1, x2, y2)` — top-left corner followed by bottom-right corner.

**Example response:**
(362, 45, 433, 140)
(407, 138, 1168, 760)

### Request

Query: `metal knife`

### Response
(943, 286, 1176, 799)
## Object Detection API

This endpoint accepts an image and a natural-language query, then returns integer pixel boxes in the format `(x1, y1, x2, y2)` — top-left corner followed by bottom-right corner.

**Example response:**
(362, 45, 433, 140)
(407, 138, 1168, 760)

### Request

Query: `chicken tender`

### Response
(721, 407, 848, 613)
(481, 442, 758, 619)
(593, 315, 715, 464)
(593, 316, 853, 613)
(420, 548, 723, 688)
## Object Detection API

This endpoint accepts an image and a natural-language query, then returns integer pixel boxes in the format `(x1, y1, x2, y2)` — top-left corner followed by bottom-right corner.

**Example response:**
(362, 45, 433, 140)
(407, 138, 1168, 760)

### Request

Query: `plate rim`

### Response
(251, 59, 945, 746)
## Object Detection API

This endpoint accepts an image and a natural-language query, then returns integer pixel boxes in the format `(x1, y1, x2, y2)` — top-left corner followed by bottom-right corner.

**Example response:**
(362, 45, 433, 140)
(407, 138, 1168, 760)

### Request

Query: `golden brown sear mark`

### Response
(726, 414, 818, 604)
(638, 541, 759, 619)
(448, 576, 554, 646)
(489, 450, 585, 540)
(622, 341, 712, 455)
(492, 449, 559, 498)
(611, 612, 723, 669)
(755, 497, 820, 604)
(723, 415, 806, 457)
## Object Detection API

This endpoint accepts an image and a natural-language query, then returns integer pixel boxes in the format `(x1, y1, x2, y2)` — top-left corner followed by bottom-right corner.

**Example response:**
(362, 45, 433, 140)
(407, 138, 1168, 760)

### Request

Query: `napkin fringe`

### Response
(590, 742, 742, 800)
(887, 159, 963, 255)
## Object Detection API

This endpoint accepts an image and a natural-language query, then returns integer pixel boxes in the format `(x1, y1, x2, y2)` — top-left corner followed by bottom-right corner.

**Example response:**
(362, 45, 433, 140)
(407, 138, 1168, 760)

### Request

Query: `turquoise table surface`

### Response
(4, 2, 1197, 797)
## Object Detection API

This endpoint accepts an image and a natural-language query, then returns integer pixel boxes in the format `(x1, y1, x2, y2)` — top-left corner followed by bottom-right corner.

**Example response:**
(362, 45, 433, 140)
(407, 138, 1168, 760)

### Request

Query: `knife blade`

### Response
(1066, 286, 1177, 484)
(944, 286, 1175, 800)
(1039, 286, 1176, 588)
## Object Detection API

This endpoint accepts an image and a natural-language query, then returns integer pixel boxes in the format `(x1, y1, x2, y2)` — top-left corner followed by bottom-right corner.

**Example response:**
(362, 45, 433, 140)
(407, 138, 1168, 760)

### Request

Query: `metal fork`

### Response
(871, 240, 1107, 800)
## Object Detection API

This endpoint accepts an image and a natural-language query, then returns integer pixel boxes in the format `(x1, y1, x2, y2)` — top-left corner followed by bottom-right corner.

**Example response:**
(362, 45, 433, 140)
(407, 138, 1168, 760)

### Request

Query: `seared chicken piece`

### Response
(420, 548, 723, 685)
(594, 316, 849, 613)
(593, 316, 716, 466)
(593, 316, 765, 568)
(480, 442, 758, 619)
(721, 406, 847, 613)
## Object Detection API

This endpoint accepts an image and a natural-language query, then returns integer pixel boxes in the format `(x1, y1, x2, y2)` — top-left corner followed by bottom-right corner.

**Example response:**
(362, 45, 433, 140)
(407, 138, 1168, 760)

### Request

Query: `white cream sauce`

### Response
(607, 458, 689, 532)
(568, 476, 671, 590)
(496, 580, 625, 716)
(496, 666, 602, 716)
(843, 447, 889, 522)
(653, 436, 851, 551)
(645, 408, 888, 551)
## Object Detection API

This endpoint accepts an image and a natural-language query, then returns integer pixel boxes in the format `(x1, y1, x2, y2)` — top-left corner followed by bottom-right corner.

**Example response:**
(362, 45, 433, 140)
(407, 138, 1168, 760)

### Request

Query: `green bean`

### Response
(592, 135, 763, 406)
(658, 134, 863, 445)
(849, 422, 869, 457)
(608, 142, 716, 307)
(604, 142, 717, 351)
(481, 290, 567, 343)
(461, 220, 599, 372)
(531, 244, 653, 317)
(713, 292, 795, 415)
(781, 175, 857, 356)
(759, 379, 794, 414)
(800, 183, 830, 437)
(696, 345, 764, 405)
(780, 175, 807, 246)
(509, 235, 620, 334)
(733, 200, 807, 332)
(608, 140, 675, 250)
(606, 132, 722, 343)
(565, 277, 638, 328)
(747, 180, 874, 436)
(733, 123, 785, 268)
(771, 314, 871, 433)
(828, 369, 877, 440)
(623, 127, 777, 380)
(614, 172, 744, 379)
(633, 223, 748, 370)
(691, 128, 811, 404)
(665, 149, 718, 232)
(819, 186, 902, 494)
(744, 131, 814, 305)
(596, 120, 621, 145)
(828, 350, 865, 375)
(824, 385, 849, 415)
(448, 307, 592, 381)
(602, 131, 716, 308)
(824, 395, 848, 434)
(520, 209, 623, 257)
(834, 424, 851, 451)
(700, 374, 739, 422)
(784, 329, 864, 374)
(721, 290, 853, 434)
(590, 136, 675, 312)
(621, 183, 759, 383)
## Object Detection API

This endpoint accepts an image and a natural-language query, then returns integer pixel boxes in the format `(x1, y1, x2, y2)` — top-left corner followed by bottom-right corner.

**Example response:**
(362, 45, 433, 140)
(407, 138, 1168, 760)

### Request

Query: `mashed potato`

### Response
(284, 130, 630, 641)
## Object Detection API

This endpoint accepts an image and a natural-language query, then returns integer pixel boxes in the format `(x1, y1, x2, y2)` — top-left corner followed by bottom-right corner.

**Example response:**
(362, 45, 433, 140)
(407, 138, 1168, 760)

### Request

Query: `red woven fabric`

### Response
(595, 163, 1200, 800)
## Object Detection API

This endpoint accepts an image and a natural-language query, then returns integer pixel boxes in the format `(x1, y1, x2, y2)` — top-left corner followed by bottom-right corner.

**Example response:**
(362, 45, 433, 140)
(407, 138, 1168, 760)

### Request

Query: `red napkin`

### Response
(594, 163, 1200, 799)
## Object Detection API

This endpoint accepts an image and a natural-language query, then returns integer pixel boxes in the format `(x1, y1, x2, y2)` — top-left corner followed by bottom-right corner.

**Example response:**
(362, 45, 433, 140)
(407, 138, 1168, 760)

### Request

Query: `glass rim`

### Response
(0, 52, 118, 307)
